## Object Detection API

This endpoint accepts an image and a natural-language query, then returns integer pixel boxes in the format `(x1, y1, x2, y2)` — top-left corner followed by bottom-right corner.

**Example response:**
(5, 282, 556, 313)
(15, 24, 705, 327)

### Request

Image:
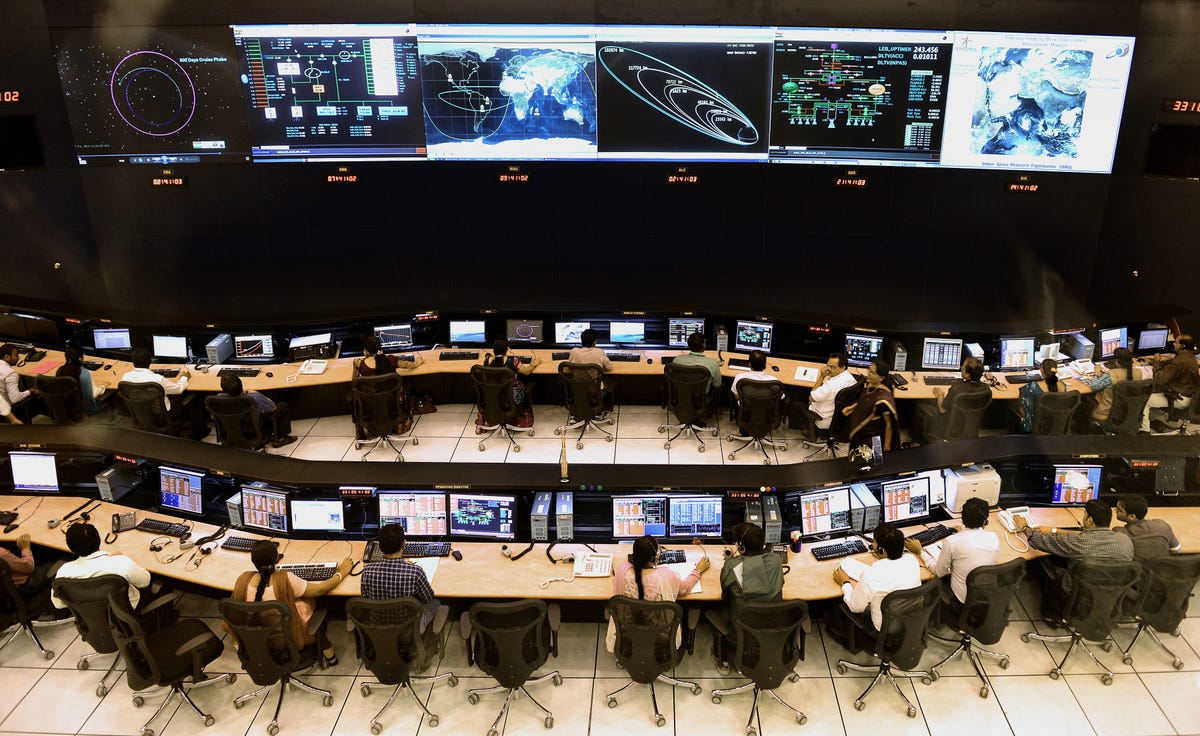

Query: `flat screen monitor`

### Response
(289, 333, 331, 349)
(555, 321, 591, 344)
(612, 495, 667, 538)
(1000, 337, 1036, 370)
(234, 334, 275, 359)
(1138, 328, 1170, 352)
(1099, 326, 1128, 358)
(374, 323, 413, 349)
(0, 314, 26, 341)
(240, 486, 289, 534)
(9, 451, 58, 493)
(795, 486, 853, 537)
(667, 317, 705, 348)
(844, 334, 884, 367)
(378, 491, 448, 537)
(667, 494, 723, 538)
(734, 320, 774, 353)
(449, 320, 486, 344)
(921, 337, 963, 370)
(506, 319, 544, 344)
(152, 335, 190, 361)
(1051, 465, 1103, 505)
(609, 320, 646, 345)
(448, 493, 516, 540)
(290, 499, 346, 532)
(880, 475, 931, 525)
(158, 465, 204, 515)
(22, 315, 60, 345)
(93, 327, 131, 350)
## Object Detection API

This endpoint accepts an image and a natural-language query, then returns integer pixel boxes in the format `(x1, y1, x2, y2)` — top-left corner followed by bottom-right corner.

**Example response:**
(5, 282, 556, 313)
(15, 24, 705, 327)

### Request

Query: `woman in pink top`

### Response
(605, 536, 710, 652)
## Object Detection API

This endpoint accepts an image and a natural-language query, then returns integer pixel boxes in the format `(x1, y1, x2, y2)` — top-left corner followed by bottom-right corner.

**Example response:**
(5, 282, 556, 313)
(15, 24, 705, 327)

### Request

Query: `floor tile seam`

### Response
(0, 665, 51, 732)
(1132, 670, 1185, 736)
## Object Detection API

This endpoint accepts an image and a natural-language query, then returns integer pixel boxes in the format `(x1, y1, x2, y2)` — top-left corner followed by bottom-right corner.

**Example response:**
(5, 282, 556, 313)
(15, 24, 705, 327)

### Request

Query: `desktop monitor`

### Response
(1099, 326, 1128, 358)
(609, 320, 646, 345)
(880, 475, 932, 525)
(506, 319, 544, 344)
(554, 321, 591, 344)
(152, 335, 190, 361)
(734, 320, 774, 353)
(667, 317, 706, 348)
(93, 327, 131, 350)
(448, 493, 516, 540)
(449, 320, 486, 344)
(795, 486, 853, 537)
(234, 334, 275, 360)
(158, 465, 204, 516)
(667, 494, 723, 538)
(612, 495, 667, 538)
(289, 333, 331, 349)
(9, 451, 58, 493)
(1137, 328, 1170, 352)
(290, 499, 346, 532)
(378, 490, 448, 537)
(240, 486, 289, 534)
(921, 337, 963, 370)
(844, 334, 884, 367)
(1000, 337, 1036, 370)
(1050, 465, 1103, 505)
(22, 315, 60, 346)
(373, 323, 413, 350)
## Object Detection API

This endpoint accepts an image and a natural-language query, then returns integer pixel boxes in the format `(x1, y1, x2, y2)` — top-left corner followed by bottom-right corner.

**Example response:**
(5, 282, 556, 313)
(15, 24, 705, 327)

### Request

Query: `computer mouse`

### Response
(3, 523, 19, 533)
(179, 531, 191, 543)
(266, 372, 273, 378)
(451, 550, 463, 561)
(771, 365, 779, 372)
(103, 364, 112, 371)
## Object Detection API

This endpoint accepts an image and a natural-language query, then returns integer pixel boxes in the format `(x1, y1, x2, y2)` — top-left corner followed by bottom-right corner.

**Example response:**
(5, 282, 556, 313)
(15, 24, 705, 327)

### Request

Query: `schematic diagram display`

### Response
(769, 29, 952, 165)
(448, 493, 515, 539)
(51, 26, 250, 165)
(232, 24, 426, 161)
(596, 28, 771, 160)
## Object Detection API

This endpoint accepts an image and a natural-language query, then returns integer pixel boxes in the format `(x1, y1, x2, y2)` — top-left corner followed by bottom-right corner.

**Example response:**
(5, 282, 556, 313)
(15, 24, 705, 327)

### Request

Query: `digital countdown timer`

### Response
(1162, 98, 1200, 113)
(1, 90, 20, 103)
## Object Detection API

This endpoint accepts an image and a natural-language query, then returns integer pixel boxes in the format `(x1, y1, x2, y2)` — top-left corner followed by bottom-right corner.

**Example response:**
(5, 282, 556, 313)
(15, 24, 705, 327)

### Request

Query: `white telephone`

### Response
(998, 506, 1030, 533)
(573, 553, 613, 578)
(1069, 359, 1096, 376)
(298, 359, 327, 375)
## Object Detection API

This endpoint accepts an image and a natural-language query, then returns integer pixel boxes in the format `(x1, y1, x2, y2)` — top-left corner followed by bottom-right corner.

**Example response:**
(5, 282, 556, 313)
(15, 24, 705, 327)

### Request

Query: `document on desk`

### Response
(839, 557, 869, 582)
(409, 557, 439, 582)
(665, 562, 703, 594)
(26, 360, 64, 375)
(794, 366, 819, 382)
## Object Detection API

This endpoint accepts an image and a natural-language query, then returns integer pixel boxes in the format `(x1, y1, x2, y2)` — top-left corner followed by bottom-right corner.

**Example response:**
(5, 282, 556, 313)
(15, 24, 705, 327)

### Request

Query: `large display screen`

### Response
(668, 317, 705, 348)
(378, 490, 447, 536)
(159, 465, 204, 515)
(290, 499, 346, 532)
(612, 495, 667, 537)
(845, 333, 884, 366)
(667, 494, 723, 538)
(880, 475, 931, 525)
(1050, 465, 1102, 505)
(795, 486, 853, 536)
(9, 452, 59, 493)
(241, 486, 289, 533)
(448, 493, 516, 540)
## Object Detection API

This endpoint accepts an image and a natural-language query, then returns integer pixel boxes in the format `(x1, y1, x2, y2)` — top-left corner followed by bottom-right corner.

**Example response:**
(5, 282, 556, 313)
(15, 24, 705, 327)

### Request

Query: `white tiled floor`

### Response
(3, 578, 1199, 736)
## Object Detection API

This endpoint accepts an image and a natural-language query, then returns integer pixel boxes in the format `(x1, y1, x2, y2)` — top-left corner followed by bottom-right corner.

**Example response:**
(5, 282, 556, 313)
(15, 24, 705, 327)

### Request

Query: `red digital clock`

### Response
(1, 90, 21, 104)
(1162, 98, 1200, 113)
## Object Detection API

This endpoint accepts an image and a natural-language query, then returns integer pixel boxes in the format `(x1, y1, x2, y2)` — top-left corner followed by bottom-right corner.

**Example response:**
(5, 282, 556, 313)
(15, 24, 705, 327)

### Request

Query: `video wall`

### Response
(49, 23, 1135, 173)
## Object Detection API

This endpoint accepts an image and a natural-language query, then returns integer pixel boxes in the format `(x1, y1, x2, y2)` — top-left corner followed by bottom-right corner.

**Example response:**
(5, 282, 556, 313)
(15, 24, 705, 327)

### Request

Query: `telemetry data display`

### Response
(922, 337, 962, 370)
(1099, 327, 1127, 358)
(378, 491, 447, 536)
(881, 475, 931, 525)
(734, 320, 774, 353)
(159, 465, 204, 515)
(241, 486, 289, 533)
(668, 318, 705, 348)
(667, 495, 723, 537)
(234, 334, 274, 359)
(612, 495, 667, 537)
(845, 333, 884, 366)
(374, 323, 413, 349)
(797, 486, 852, 536)
(1051, 465, 1102, 505)
(1000, 337, 1036, 370)
(506, 319, 544, 343)
(448, 493, 515, 540)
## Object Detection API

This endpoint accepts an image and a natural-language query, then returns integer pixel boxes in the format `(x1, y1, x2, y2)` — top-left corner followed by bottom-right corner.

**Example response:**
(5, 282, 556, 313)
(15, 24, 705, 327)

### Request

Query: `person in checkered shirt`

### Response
(361, 524, 439, 630)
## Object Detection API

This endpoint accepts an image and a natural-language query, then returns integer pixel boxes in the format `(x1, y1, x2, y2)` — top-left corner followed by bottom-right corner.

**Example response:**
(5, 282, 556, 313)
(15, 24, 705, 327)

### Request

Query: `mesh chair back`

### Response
(50, 574, 126, 655)
(35, 375, 84, 424)
(0, 559, 32, 622)
(954, 559, 1026, 646)
(118, 381, 174, 434)
(941, 388, 992, 441)
(559, 363, 605, 422)
(205, 394, 266, 449)
(107, 583, 165, 692)
(346, 597, 439, 686)
(351, 374, 405, 440)
(467, 599, 552, 689)
(471, 365, 521, 427)
(1103, 379, 1154, 435)
(731, 600, 809, 690)
(1032, 390, 1081, 435)
(736, 379, 784, 439)
(1132, 555, 1200, 635)
(664, 363, 711, 425)
(875, 578, 941, 671)
(219, 599, 311, 687)
(831, 376, 865, 441)
(1061, 561, 1140, 642)
(607, 596, 682, 684)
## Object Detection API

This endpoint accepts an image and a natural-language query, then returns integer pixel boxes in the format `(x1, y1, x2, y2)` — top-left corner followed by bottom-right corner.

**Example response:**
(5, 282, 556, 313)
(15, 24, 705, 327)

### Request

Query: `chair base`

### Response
(725, 434, 788, 464)
(1021, 627, 1117, 685)
(658, 419, 719, 451)
(710, 676, 806, 735)
(362, 672, 458, 732)
(467, 670, 562, 735)
(234, 672, 334, 735)
(556, 415, 615, 449)
(474, 422, 534, 452)
(133, 672, 235, 736)
(605, 674, 703, 727)
(0, 614, 75, 661)
(836, 658, 931, 718)
(77, 650, 122, 697)
(799, 436, 841, 461)
(355, 433, 411, 462)
(1119, 620, 1185, 670)
(928, 631, 1010, 698)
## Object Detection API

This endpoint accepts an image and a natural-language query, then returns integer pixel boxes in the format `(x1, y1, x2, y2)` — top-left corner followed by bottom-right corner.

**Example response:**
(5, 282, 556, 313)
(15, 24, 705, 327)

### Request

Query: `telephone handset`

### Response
(997, 506, 1030, 533)
(1069, 359, 1096, 376)
(112, 511, 137, 534)
(363, 540, 383, 564)
(299, 359, 327, 375)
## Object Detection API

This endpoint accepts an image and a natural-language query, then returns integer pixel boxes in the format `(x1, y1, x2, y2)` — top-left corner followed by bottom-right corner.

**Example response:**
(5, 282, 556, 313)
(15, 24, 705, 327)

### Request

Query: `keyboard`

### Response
(728, 358, 751, 370)
(439, 351, 479, 361)
(82, 360, 103, 370)
(810, 538, 869, 561)
(923, 375, 959, 386)
(398, 353, 417, 362)
(402, 541, 452, 558)
(277, 562, 338, 582)
(217, 366, 261, 377)
(656, 549, 686, 565)
(909, 524, 955, 546)
(135, 518, 190, 538)
(1004, 373, 1039, 385)
(552, 351, 571, 361)
(0, 511, 17, 526)
(220, 536, 258, 552)
(606, 352, 641, 362)
(151, 368, 180, 378)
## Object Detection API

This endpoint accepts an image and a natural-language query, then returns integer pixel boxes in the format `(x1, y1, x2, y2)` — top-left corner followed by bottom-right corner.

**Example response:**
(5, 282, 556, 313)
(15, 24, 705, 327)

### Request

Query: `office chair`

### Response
(0, 558, 74, 662)
(727, 379, 788, 464)
(351, 373, 417, 462)
(928, 389, 992, 442)
(556, 362, 615, 449)
(109, 582, 233, 736)
(659, 363, 719, 452)
(706, 601, 810, 735)
(1020, 560, 1140, 685)
(117, 381, 191, 437)
(604, 596, 702, 727)
(1094, 379, 1153, 435)
(461, 599, 562, 735)
(34, 374, 84, 424)
(205, 394, 269, 451)
(1031, 390, 1081, 435)
(798, 377, 863, 460)
(346, 597, 457, 733)
(220, 598, 335, 735)
(926, 559, 1026, 698)
(836, 577, 941, 718)
(1116, 555, 1200, 670)
(470, 364, 535, 453)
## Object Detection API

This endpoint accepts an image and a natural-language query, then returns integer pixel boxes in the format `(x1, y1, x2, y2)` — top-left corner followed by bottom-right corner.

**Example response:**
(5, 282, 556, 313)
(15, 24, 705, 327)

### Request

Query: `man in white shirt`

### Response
(831, 524, 922, 639)
(807, 353, 859, 429)
(0, 344, 43, 423)
(907, 497, 999, 611)
(120, 347, 207, 437)
(730, 350, 780, 398)
(51, 522, 152, 610)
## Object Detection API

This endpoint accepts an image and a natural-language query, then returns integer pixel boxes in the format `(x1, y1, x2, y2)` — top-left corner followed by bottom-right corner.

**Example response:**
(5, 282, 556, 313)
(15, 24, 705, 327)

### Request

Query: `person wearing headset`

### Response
(605, 535, 710, 653)
(714, 522, 783, 665)
(828, 523, 921, 652)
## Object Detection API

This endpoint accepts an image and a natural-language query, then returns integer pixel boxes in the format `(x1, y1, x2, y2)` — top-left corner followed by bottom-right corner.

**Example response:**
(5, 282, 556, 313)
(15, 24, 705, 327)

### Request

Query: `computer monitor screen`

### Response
(378, 491, 448, 537)
(1138, 328, 1170, 352)
(289, 333, 331, 349)
(555, 321, 591, 344)
(448, 493, 516, 540)
(22, 315, 60, 346)
(449, 320, 486, 344)
(1099, 327, 1128, 358)
(667, 495, 723, 538)
(374, 323, 413, 349)
(609, 320, 646, 344)
(506, 320, 544, 344)
(290, 499, 346, 532)
(234, 334, 275, 359)
(9, 451, 58, 493)
(93, 327, 131, 350)
(612, 495, 668, 538)
(667, 318, 706, 348)
(158, 465, 204, 515)
(844, 334, 884, 366)
(921, 337, 963, 370)
(1051, 465, 1103, 505)
(152, 335, 190, 361)
(240, 486, 289, 534)
(734, 320, 774, 353)
(880, 476, 931, 525)
(796, 486, 853, 536)
(1000, 337, 1036, 370)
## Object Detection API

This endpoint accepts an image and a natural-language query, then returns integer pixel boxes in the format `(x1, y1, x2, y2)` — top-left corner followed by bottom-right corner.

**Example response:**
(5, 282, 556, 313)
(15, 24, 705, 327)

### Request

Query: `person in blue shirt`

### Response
(217, 373, 295, 447)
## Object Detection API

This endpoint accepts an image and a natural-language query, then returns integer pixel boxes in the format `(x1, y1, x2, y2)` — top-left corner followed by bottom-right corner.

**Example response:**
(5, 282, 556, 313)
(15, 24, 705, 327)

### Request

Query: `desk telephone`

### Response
(364, 540, 382, 563)
(1069, 359, 1095, 376)
(997, 506, 1030, 533)
(112, 511, 137, 534)
(298, 359, 327, 375)
(573, 553, 612, 578)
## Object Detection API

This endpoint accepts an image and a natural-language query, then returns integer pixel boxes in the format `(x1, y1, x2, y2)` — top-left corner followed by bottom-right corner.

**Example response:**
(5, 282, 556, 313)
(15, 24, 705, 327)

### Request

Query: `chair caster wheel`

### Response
(552, 674, 563, 686)
(141, 729, 154, 736)
(836, 664, 848, 675)
(711, 695, 722, 704)
(267, 724, 279, 736)
(780, 444, 789, 452)
(746, 727, 756, 736)
(606, 435, 613, 442)
(323, 695, 334, 706)
(1101, 641, 1113, 652)
(980, 686, 989, 699)
(698, 445, 705, 453)
(762, 458, 771, 465)
(204, 715, 215, 727)
(43, 650, 55, 660)
(576, 442, 584, 450)
(96, 685, 107, 697)
(528, 430, 535, 438)
(998, 658, 1010, 669)
(475, 427, 483, 435)
(133, 696, 145, 707)
(853, 700, 865, 711)
(478, 443, 485, 452)
(907, 706, 917, 718)
(1101, 674, 1113, 686)
(664, 442, 671, 450)
(544, 716, 554, 728)
(512, 444, 521, 452)
(412, 437, 419, 445)
(1122, 655, 1133, 666)
(658, 426, 666, 433)
(428, 715, 439, 727)
(233, 700, 244, 710)
(488, 730, 499, 736)
(554, 428, 561, 436)
(77, 660, 89, 671)
(607, 697, 617, 708)
(226, 673, 237, 683)
(788, 673, 800, 683)
(361, 684, 372, 697)
(448, 675, 459, 687)
(1173, 659, 1184, 670)
(921, 675, 932, 685)
(1049, 669, 1060, 680)
(728, 453, 736, 461)
(691, 685, 702, 695)
(656, 715, 667, 727)
(1020, 633, 1031, 643)
(468, 693, 480, 705)
(370, 724, 382, 735)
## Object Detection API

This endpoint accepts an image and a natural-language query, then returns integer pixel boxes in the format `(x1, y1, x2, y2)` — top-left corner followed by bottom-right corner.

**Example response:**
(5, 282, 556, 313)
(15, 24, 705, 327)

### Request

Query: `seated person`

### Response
(1141, 333, 1198, 433)
(0, 533, 66, 610)
(567, 328, 616, 409)
(714, 522, 783, 664)
(829, 523, 922, 650)
(1016, 359, 1062, 433)
(0, 343, 44, 424)
(120, 347, 206, 438)
(1114, 494, 1181, 560)
(479, 338, 541, 428)
(360, 524, 439, 632)
(907, 498, 998, 614)
(841, 359, 898, 450)
(807, 353, 859, 430)
(909, 357, 989, 444)
(355, 335, 424, 377)
(606, 535, 710, 652)
(216, 373, 296, 448)
(729, 350, 779, 400)
(1087, 347, 1135, 424)
(55, 347, 110, 415)
(51, 522, 153, 611)
(232, 540, 352, 665)
(670, 332, 722, 413)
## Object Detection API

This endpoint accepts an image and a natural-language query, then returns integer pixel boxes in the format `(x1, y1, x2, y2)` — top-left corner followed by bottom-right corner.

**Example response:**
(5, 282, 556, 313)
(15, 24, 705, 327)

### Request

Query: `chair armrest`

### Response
(548, 603, 561, 657)
(459, 612, 474, 666)
(174, 631, 216, 658)
(705, 610, 730, 637)
(306, 608, 328, 637)
(684, 608, 701, 655)
(141, 592, 181, 616)
(801, 613, 812, 636)
(432, 605, 450, 634)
